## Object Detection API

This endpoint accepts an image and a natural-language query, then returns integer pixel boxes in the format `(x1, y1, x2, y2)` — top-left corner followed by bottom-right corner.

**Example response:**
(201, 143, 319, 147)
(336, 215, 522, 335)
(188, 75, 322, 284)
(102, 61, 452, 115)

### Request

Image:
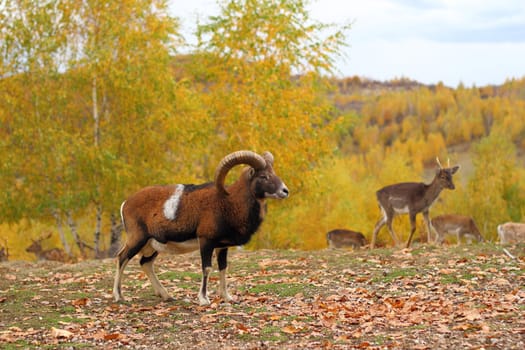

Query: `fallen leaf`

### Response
(464, 309, 482, 321)
(235, 323, 249, 333)
(51, 327, 73, 339)
(356, 341, 371, 348)
(491, 278, 510, 286)
(104, 333, 121, 340)
(72, 297, 90, 307)
(436, 324, 451, 333)
(282, 325, 302, 334)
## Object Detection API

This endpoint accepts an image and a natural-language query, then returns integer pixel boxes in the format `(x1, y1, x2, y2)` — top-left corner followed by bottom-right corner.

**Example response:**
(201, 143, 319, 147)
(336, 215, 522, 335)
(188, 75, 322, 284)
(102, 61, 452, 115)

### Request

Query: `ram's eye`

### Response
(259, 174, 269, 180)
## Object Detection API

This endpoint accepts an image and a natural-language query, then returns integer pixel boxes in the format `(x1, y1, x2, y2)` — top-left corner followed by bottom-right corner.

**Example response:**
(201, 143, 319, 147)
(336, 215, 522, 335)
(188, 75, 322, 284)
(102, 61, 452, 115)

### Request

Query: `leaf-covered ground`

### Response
(1, 244, 524, 349)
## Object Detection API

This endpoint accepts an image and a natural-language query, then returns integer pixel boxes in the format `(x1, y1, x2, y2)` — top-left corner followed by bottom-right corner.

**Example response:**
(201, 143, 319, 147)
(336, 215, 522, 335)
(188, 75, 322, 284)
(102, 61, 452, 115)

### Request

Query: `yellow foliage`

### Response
(1, 0, 525, 258)
(253, 151, 432, 250)
(0, 222, 63, 261)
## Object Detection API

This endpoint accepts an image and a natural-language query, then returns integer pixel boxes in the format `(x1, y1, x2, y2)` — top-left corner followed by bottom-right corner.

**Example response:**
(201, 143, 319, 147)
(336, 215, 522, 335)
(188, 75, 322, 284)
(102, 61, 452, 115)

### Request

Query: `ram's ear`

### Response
(248, 167, 256, 178)
(262, 151, 274, 166)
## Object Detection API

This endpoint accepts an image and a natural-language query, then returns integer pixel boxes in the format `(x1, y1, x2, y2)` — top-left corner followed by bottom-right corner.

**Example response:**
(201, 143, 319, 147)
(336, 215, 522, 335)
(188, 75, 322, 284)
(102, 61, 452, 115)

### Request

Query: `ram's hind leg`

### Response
(113, 245, 131, 302)
(217, 248, 233, 303)
(114, 240, 151, 302)
(141, 240, 171, 301)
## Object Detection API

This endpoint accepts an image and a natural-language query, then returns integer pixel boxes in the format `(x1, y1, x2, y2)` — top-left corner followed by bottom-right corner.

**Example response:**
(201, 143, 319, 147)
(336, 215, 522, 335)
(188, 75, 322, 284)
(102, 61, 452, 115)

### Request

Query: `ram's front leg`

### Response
(198, 240, 214, 306)
(216, 248, 233, 303)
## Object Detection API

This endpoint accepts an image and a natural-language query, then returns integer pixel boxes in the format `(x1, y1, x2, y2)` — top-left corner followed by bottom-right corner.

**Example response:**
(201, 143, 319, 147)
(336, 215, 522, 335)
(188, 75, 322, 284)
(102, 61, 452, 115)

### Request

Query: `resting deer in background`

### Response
(26, 233, 69, 262)
(326, 229, 367, 249)
(0, 239, 8, 262)
(371, 158, 460, 249)
(497, 222, 525, 244)
(431, 214, 483, 245)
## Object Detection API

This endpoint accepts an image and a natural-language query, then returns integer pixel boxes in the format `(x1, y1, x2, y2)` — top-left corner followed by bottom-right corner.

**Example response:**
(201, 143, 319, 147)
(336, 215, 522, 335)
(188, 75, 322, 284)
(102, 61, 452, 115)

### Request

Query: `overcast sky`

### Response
(172, 0, 525, 87)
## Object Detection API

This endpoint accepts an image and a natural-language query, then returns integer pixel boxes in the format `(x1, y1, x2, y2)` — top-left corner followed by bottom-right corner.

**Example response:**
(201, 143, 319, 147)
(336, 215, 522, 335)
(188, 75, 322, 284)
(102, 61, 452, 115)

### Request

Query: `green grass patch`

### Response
(159, 271, 201, 281)
(2, 340, 34, 349)
(411, 245, 439, 255)
(244, 283, 313, 298)
(372, 268, 418, 283)
(460, 272, 476, 280)
(440, 274, 460, 284)
(372, 334, 392, 345)
(258, 325, 289, 342)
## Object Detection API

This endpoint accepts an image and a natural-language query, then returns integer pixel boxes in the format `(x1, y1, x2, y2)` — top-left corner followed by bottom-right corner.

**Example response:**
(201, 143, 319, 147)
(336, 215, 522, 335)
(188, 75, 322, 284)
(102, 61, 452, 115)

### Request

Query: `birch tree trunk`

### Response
(93, 76, 100, 147)
(94, 204, 103, 257)
(53, 211, 72, 256)
(67, 211, 93, 258)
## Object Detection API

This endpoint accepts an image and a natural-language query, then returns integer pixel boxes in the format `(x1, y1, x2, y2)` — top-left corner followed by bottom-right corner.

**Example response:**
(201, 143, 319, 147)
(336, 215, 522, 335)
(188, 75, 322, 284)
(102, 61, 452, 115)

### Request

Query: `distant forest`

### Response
(330, 76, 525, 161)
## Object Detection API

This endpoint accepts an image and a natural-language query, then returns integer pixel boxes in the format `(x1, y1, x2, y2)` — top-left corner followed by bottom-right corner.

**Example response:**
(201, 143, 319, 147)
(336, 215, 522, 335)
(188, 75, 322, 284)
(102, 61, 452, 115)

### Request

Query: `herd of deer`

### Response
(1, 159, 523, 263)
(327, 158, 525, 250)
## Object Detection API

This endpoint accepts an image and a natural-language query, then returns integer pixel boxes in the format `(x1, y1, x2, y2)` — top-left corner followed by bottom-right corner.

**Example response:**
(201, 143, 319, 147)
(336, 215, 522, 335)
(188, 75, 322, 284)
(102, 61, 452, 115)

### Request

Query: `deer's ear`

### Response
(450, 165, 460, 174)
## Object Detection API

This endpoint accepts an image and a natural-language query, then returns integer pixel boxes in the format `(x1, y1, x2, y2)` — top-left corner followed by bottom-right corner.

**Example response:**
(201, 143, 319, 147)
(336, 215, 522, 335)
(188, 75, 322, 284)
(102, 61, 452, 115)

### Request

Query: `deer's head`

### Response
(26, 232, 52, 254)
(435, 158, 460, 190)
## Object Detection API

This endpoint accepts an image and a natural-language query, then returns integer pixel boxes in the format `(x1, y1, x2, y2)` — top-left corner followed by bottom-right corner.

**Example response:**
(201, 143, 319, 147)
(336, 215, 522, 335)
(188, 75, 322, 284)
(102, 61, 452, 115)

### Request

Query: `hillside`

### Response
(1, 244, 524, 349)
(329, 75, 525, 162)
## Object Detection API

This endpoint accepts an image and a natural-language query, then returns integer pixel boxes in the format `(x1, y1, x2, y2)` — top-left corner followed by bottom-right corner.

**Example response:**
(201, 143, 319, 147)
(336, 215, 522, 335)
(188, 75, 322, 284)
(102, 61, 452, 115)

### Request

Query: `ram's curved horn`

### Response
(215, 151, 267, 195)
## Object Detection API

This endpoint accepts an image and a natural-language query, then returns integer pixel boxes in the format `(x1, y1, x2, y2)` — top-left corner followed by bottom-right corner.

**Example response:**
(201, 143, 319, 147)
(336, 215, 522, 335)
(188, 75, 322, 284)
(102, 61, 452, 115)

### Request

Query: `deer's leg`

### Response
(436, 228, 445, 245)
(456, 232, 462, 246)
(371, 207, 388, 249)
(384, 208, 399, 246)
(405, 213, 417, 248)
(216, 248, 233, 303)
(386, 215, 399, 246)
(422, 210, 432, 243)
(371, 218, 385, 249)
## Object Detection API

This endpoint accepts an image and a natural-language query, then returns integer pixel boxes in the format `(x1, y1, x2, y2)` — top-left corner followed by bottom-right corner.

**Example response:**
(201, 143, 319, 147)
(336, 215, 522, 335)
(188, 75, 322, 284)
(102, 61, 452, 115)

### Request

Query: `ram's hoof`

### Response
(198, 296, 211, 306)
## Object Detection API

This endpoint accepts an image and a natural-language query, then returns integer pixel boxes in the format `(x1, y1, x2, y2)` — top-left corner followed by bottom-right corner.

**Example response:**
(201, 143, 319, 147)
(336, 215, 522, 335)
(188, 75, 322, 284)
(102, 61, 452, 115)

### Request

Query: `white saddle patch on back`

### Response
(163, 184, 185, 220)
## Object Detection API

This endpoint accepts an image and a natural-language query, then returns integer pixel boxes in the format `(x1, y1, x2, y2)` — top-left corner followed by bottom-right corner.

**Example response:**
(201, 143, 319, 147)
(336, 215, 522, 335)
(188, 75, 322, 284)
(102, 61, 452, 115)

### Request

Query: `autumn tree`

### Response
(0, 0, 83, 255)
(66, 0, 186, 256)
(461, 130, 521, 240)
(189, 0, 350, 248)
(0, 0, 185, 257)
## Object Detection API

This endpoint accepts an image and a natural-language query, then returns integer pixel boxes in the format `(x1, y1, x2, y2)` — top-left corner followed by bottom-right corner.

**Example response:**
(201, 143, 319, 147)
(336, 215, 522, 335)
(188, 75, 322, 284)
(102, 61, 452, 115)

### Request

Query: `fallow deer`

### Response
(430, 214, 483, 245)
(0, 239, 8, 262)
(497, 222, 525, 244)
(326, 229, 367, 249)
(371, 158, 460, 248)
(26, 233, 69, 262)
